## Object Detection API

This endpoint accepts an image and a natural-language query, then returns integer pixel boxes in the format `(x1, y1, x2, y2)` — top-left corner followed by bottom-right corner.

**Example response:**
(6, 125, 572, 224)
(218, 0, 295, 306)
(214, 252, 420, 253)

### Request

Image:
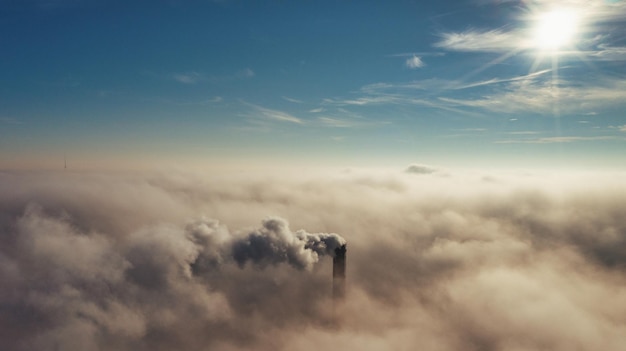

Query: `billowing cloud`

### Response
(1, 169, 625, 350)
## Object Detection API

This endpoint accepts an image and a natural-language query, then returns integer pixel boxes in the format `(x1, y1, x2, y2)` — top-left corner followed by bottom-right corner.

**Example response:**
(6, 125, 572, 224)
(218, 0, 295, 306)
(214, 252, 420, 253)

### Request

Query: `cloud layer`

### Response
(1, 169, 625, 350)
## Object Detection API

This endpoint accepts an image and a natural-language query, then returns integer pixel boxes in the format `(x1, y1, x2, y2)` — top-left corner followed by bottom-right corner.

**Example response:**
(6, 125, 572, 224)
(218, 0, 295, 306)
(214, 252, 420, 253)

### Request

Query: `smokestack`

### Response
(333, 244, 347, 300)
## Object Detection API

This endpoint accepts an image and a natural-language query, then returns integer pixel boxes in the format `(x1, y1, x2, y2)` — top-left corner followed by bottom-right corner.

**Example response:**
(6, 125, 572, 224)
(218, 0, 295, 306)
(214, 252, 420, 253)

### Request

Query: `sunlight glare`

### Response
(532, 9, 579, 52)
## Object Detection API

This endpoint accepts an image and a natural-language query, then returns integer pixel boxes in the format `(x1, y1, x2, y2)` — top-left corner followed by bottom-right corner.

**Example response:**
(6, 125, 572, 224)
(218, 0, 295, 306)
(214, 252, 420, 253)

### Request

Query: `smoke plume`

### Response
(231, 217, 345, 270)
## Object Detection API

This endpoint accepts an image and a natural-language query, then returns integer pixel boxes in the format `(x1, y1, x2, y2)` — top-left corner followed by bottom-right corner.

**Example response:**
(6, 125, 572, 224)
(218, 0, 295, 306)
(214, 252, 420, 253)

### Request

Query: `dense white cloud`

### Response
(0, 169, 625, 350)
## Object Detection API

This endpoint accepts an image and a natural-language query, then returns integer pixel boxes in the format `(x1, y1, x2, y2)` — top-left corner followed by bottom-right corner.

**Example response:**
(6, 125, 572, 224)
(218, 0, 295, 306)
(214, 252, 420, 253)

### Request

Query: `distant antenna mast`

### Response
(64, 152, 67, 170)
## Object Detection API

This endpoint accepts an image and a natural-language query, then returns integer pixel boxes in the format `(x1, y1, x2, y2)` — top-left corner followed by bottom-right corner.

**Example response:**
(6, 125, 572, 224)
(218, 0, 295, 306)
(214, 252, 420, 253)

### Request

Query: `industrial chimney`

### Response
(333, 244, 347, 300)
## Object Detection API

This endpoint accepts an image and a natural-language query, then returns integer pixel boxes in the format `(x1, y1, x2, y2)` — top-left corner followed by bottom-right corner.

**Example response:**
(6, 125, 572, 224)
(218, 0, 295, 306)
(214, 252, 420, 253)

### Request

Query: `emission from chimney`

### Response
(333, 244, 347, 300)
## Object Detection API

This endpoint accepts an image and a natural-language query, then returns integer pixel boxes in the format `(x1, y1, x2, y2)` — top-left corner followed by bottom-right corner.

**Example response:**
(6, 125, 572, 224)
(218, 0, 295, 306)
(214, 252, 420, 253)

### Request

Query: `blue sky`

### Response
(2, 0, 626, 170)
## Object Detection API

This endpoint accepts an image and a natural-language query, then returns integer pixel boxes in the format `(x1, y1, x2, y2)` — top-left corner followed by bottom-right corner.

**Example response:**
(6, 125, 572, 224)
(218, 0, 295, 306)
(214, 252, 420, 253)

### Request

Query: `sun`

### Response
(531, 8, 580, 52)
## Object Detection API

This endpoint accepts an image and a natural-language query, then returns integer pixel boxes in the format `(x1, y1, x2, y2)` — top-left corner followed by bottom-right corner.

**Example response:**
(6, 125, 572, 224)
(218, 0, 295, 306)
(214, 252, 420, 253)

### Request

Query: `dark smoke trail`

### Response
(230, 217, 345, 270)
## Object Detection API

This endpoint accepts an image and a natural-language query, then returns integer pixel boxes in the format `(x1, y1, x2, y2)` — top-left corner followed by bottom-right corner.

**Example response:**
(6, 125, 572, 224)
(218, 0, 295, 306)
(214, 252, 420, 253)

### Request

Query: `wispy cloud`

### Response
(357, 70, 550, 95)
(316, 116, 390, 128)
(454, 69, 552, 90)
(434, 29, 522, 53)
(242, 102, 388, 129)
(507, 131, 541, 135)
(454, 128, 486, 132)
(495, 136, 621, 144)
(323, 67, 626, 119)
(244, 102, 304, 125)
(173, 72, 203, 84)
(236, 68, 255, 78)
(405, 56, 425, 69)
(323, 91, 483, 117)
(388, 52, 445, 57)
(171, 68, 254, 84)
(317, 117, 356, 128)
(323, 96, 402, 106)
(174, 96, 223, 106)
(439, 77, 626, 115)
(612, 125, 626, 132)
(282, 96, 303, 104)
(588, 45, 626, 61)
(434, 1, 626, 61)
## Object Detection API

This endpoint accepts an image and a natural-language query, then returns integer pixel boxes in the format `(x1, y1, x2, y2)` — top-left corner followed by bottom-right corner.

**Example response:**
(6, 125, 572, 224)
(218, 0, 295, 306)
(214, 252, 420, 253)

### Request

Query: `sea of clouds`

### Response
(0, 166, 625, 350)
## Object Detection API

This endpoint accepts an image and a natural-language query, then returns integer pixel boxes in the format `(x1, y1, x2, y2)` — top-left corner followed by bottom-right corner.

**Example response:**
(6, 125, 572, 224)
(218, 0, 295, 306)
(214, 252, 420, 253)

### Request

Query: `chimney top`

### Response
(334, 244, 346, 258)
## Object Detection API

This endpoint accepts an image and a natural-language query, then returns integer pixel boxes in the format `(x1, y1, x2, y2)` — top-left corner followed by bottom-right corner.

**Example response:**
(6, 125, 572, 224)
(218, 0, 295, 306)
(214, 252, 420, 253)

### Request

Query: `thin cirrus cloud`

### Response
(356, 70, 550, 94)
(243, 102, 387, 129)
(317, 117, 358, 128)
(588, 44, 626, 61)
(172, 68, 255, 84)
(322, 95, 405, 106)
(322, 94, 483, 118)
(320, 71, 555, 114)
(282, 96, 304, 104)
(236, 68, 255, 78)
(173, 71, 203, 84)
(439, 77, 626, 115)
(453, 69, 552, 90)
(434, 29, 523, 53)
(316, 116, 390, 128)
(318, 68, 626, 125)
(244, 102, 304, 125)
(495, 136, 622, 144)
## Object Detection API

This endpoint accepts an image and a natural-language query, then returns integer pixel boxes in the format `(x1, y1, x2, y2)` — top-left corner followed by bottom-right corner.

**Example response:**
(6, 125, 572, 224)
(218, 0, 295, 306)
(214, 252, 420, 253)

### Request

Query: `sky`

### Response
(1, 0, 626, 170)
